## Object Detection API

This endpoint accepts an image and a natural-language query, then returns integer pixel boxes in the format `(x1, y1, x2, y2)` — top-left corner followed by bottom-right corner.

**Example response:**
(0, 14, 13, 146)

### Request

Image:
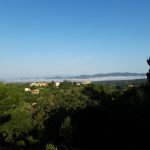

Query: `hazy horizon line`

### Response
(0, 72, 146, 79)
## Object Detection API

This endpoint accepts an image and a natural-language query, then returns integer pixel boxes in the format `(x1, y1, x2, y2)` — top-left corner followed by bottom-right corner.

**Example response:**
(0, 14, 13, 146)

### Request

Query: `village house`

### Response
(25, 88, 40, 94)
(32, 102, 37, 107)
(82, 80, 91, 85)
(76, 82, 81, 86)
(32, 89, 40, 95)
(25, 88, 31, 92)
(30, 82, 48, 87)
(55, 82, 60, 87)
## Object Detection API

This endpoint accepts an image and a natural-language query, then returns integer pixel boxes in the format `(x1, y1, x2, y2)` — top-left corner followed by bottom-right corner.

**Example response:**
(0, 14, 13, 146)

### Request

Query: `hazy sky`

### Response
(0, 0, 150, 78)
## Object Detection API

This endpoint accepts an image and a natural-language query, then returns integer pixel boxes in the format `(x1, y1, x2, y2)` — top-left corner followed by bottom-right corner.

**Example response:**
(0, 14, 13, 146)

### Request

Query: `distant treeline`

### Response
(94, 78, 147, 86)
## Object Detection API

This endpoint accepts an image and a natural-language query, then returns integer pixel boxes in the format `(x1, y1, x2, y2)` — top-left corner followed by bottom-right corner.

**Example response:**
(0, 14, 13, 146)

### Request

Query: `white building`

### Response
(55, 82, 60, 87)
(30, 82, 48, 87)
(82, 80, 91, 85)
(25, 88, 31, 92)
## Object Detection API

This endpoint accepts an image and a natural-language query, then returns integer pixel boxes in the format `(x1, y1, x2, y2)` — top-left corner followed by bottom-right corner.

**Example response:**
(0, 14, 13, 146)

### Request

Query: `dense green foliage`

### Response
(0, 80, 150, 150)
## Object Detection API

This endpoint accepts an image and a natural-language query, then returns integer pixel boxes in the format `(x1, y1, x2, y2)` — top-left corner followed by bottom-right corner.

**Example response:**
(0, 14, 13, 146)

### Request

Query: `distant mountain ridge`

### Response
(71, 72, 145, 79)
(42, 72, 145, 80)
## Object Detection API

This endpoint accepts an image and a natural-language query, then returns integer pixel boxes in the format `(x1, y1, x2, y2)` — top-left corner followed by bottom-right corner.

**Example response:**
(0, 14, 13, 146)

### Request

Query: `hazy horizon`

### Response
(0, 72, 147, 79)
(0, 76, 147, 83)
(0, 72, 147, 83)
(0, 0, 150, 78)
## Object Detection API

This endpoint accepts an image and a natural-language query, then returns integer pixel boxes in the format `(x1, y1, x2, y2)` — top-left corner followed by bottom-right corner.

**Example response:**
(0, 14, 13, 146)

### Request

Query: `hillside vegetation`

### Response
(0, 79, 150, 150)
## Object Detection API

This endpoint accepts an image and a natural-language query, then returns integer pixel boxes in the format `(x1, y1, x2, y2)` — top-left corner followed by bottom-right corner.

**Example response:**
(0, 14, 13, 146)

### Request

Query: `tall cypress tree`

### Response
(146, 57, 150, 83)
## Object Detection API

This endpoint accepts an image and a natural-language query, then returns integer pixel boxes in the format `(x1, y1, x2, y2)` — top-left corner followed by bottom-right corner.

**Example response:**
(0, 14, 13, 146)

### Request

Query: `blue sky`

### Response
(0, 0, 150, 78)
